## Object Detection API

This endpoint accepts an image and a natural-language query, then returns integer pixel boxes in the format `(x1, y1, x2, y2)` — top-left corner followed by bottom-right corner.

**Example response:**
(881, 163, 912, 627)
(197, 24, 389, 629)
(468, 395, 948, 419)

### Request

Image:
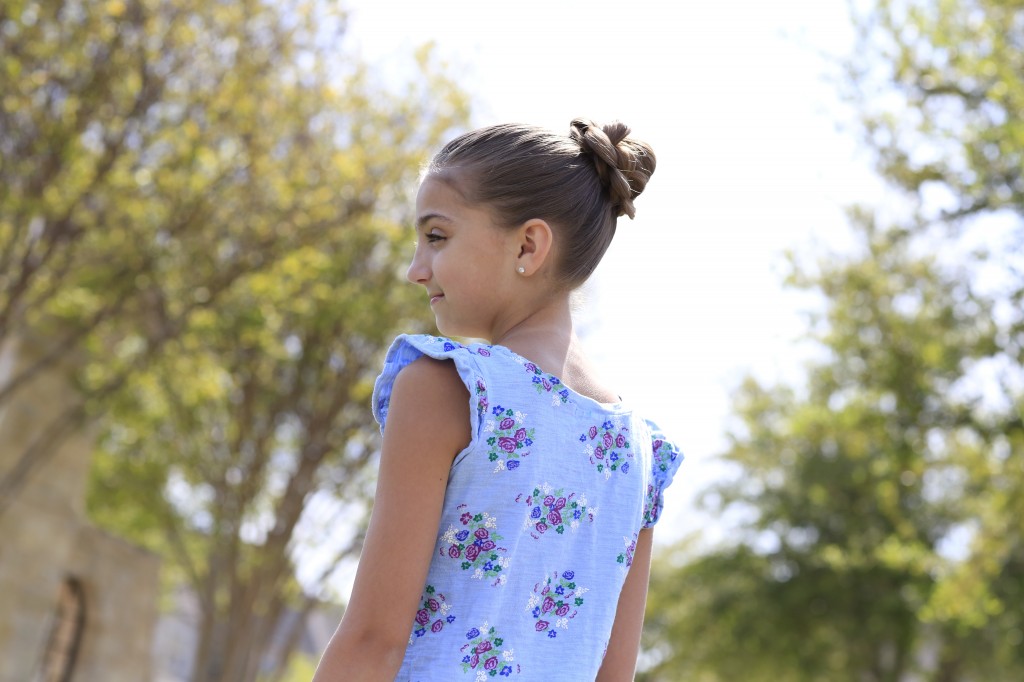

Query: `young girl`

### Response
(313, 119, 683, 681)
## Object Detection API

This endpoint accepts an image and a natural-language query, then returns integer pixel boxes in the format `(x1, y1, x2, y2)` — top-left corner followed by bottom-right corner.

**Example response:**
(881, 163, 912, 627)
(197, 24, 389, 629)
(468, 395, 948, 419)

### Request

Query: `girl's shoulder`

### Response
(371, 335, 498, 433)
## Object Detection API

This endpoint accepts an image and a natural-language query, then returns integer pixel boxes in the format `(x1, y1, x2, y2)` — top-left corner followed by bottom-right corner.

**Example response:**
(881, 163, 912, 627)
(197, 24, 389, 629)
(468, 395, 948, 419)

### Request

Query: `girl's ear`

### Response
(515, 219, 554, 276)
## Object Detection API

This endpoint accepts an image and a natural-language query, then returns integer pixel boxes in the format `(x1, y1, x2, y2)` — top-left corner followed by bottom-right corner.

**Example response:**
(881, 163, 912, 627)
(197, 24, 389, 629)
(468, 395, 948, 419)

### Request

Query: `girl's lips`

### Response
(429, 294, 444, 305)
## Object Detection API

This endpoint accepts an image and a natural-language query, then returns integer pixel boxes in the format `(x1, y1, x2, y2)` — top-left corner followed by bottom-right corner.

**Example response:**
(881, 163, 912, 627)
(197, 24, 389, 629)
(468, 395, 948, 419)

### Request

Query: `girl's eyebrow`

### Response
(416, 213, 453, 229)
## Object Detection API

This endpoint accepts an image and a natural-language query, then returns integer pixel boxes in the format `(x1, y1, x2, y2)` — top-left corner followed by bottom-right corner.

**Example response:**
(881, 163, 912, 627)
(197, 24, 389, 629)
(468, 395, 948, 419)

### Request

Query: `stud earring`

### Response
(517, 266, 526, 274)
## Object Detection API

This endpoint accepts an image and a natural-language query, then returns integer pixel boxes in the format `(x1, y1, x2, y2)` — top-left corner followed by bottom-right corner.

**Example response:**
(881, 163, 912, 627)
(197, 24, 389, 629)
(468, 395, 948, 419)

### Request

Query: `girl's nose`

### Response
(406, 251, 429, 285)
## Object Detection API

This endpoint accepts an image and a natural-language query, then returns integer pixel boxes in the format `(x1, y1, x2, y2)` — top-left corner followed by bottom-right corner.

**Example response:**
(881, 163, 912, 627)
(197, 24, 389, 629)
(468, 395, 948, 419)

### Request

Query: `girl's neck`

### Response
(491, 297, 574, 370)
(490, 298, 619, 405)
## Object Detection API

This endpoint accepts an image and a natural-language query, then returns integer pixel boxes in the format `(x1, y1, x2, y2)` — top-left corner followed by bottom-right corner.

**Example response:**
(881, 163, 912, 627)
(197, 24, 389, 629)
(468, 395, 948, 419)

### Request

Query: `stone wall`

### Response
(0, 335, 161, 682)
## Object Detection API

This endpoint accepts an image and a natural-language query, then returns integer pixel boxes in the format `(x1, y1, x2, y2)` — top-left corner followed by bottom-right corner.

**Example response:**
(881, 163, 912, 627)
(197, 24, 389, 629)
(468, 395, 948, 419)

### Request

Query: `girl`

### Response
(313, 119, 683, 681)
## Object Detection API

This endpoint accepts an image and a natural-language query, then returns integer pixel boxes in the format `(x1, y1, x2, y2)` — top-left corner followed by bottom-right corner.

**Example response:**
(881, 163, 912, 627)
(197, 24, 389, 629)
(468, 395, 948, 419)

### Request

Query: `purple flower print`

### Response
(461, 625, 513, 675)
(507, 460, 520, 470)
(622, 462, 630, 473)
(477, 347, 491, 357)
(501, 666, 512, 677)
(524, 362, 537, 373)
(522, 486, 593, 538)
(412, 586, 452, 639)
(487, 408, 534, 470)
(466, 628, 480, 639)
(445, 507, 506, 580)
(653, 438, 664, 450)
(583, 421, 633, 475)
(529, 569, 585, 635)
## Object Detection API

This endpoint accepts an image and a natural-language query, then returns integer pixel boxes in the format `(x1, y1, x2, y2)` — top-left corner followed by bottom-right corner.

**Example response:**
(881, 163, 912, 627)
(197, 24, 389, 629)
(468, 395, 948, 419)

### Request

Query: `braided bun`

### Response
(569, 118, 656, 219)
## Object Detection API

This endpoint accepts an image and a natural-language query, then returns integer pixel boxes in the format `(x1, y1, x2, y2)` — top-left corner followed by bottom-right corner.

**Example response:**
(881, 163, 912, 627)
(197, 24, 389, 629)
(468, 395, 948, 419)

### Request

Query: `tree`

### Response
(0, 0, 464, 510)
(2, 0, 469, 680)
(640, 1, 1023, 680)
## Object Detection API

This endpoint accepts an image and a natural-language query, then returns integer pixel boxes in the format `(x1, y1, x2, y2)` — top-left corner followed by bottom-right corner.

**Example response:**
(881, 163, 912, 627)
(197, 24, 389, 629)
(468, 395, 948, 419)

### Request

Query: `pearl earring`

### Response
(517, 266, 526, 274)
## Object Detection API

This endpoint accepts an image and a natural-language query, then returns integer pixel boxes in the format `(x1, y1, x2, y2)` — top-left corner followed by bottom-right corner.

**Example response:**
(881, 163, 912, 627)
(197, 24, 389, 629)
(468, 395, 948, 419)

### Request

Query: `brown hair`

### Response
(426, 118, 657, 288)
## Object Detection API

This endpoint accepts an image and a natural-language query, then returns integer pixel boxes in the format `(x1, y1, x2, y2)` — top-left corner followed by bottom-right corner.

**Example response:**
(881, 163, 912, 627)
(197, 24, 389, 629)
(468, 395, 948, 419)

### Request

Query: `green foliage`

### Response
(641, 2, 1024, 680)
(2, 1, 469, 680)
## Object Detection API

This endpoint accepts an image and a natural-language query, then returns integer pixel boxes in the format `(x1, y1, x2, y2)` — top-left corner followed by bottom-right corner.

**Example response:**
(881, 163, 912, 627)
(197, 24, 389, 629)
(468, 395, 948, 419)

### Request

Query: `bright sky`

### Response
(339, 0, 885, 544)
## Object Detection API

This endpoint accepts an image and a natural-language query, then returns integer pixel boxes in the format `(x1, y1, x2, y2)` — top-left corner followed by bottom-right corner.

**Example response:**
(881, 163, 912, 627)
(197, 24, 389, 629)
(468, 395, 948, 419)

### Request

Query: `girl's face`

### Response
(408, 175, 522, 340)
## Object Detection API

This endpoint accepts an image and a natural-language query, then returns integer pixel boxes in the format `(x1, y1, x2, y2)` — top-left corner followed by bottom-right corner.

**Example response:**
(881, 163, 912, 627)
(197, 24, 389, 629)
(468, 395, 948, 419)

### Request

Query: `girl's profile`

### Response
(313, 118, 683, 681)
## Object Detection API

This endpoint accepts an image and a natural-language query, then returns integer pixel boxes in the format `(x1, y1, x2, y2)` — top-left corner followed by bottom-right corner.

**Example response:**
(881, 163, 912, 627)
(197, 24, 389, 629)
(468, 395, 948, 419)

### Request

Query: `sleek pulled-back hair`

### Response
(426, 118, 656, 288)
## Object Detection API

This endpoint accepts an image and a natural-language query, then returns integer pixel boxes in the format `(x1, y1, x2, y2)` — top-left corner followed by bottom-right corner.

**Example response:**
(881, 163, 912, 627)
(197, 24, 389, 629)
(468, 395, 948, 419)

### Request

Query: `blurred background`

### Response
(1, 0, 1021, 680)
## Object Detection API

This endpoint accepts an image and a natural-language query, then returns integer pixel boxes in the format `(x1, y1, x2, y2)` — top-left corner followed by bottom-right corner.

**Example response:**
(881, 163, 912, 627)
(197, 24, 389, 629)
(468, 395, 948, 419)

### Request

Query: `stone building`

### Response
(0, 335, 161, 682)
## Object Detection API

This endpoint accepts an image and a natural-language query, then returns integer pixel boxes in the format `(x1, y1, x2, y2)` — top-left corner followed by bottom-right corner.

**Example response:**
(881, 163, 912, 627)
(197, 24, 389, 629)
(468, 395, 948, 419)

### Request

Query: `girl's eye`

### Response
(426, 233, 446, 243)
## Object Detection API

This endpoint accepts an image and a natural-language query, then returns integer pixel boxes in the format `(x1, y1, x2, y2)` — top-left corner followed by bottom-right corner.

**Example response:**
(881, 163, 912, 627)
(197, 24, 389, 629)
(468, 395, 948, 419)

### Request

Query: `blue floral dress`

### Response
(373, 335, 684, 681)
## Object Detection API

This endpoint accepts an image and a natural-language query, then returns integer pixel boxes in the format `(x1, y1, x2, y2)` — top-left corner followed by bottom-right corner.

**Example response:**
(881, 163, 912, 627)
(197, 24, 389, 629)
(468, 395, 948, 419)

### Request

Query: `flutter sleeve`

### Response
(371, 334, 490, 446)
(641, 420, 684, 529)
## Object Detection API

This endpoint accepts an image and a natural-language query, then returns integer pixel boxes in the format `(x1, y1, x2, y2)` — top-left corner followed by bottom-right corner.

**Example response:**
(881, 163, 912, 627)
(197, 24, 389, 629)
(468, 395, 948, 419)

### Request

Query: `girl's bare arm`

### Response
(313, 357, 470, 682)
(595, 527, 655, 682)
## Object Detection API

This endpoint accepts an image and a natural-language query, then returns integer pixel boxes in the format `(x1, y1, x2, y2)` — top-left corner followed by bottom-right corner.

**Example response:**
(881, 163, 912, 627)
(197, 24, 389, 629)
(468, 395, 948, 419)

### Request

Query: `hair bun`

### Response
(570, 118, 656, 219)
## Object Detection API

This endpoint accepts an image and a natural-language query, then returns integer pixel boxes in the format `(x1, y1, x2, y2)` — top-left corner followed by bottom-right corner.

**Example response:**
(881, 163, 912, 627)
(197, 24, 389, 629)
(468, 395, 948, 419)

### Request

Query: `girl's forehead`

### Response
(416, 175, 474, 215)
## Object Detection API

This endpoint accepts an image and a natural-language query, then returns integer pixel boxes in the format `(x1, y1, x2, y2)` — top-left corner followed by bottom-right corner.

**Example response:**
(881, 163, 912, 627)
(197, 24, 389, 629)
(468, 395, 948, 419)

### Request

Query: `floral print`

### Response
(485, 406, 533, 472)
(475, 377, 489, 418)
(442, 506, 509, 584)
(527, 570, 588, 638)
(579, 420, 633, 478)
(616, 532, 638, 568)
(523, 361, 571, 405)
(460, 624, 518, 677)
(411, 585, 455, 642)
(515, 484, 596, 538)
(372, 336, 686, 680)
(643, 433, 683, 527)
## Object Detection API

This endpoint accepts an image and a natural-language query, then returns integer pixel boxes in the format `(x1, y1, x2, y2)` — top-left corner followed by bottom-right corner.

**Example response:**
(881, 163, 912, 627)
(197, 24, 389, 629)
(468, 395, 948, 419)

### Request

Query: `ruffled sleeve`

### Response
(641, 420, 684, 529)
(372, 334, 491, 445)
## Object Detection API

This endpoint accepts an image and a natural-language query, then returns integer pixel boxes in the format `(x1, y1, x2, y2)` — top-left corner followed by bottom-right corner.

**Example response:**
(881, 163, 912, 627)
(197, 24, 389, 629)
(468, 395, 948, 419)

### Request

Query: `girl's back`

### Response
(374, 335, 680, 680)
